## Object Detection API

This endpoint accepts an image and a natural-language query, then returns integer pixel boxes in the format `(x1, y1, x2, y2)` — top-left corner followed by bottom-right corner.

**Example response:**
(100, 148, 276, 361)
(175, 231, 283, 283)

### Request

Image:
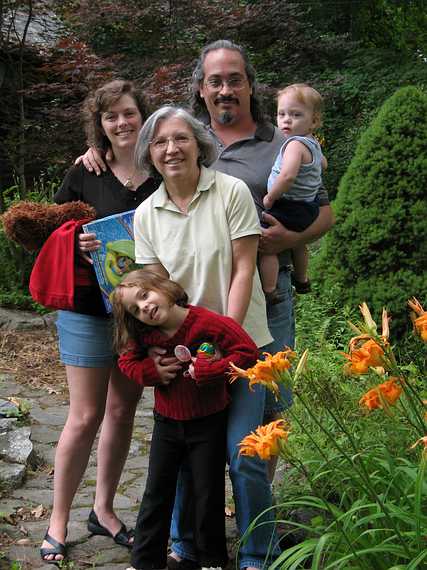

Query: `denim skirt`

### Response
(56, 310, 114, 368)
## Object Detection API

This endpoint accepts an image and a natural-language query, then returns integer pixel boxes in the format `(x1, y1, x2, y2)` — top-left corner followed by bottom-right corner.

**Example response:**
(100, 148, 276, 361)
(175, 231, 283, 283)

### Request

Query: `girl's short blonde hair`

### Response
(111, 269, 188, 353)
(277, 83, 324, 128)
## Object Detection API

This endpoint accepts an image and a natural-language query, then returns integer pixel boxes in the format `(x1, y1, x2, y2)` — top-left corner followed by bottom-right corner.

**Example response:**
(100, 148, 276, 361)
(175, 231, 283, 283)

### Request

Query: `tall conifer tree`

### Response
(314, 86, 426, 334)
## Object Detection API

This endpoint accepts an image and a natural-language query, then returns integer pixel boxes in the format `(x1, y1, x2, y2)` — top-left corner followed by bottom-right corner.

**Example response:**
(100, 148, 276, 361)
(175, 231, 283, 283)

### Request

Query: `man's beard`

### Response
(218, 111, 234, 125)
(215, 96, 238, 125)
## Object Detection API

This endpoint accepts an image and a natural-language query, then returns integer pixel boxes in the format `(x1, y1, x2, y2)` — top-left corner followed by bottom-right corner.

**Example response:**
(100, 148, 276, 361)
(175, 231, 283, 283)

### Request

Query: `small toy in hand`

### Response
(174, 342, 216, 379)
(196, 342, 216, 359)
(174, 345, 192, 363)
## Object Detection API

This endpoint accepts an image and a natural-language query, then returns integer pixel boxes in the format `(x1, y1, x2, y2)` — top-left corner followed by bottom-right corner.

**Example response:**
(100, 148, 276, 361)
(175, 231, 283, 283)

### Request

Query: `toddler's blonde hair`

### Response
(277, 83, 324, 128)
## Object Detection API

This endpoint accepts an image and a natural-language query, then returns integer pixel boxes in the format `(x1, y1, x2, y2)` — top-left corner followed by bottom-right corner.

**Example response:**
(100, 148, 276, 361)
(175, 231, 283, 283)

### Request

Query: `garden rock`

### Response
(0, 425, 34, 464)
(0, 307, 56, 330)
(0, 418, 35, 489)
(0, 460, 26, 489)
(0, 398, 20, 417)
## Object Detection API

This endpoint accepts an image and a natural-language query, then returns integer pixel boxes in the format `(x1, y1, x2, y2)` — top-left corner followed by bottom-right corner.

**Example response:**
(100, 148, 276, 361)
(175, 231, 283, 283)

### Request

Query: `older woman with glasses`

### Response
(129, 105, 274, 570)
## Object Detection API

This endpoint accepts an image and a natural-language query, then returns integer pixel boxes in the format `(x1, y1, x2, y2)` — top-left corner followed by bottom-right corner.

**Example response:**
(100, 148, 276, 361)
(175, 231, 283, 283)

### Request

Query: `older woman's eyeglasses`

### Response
(149, 134, 194, 151)
(204, 76, 247, 91)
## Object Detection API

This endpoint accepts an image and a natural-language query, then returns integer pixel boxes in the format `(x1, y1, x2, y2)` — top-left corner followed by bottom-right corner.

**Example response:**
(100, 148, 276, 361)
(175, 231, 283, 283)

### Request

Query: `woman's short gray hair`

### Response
(135, 105, 218, 176)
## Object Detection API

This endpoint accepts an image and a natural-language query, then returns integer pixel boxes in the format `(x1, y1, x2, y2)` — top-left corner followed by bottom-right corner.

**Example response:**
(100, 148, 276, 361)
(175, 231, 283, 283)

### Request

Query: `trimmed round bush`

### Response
(313, 86, 427, 335)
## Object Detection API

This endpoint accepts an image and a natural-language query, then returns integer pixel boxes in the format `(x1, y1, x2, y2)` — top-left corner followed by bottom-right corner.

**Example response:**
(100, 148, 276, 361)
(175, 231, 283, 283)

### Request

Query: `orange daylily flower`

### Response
(239, 419, 289, 460)
(342, 339, 385, 376)
(359, 377, 403, 410)
(342, 303, 390, 375)
(378, 377, 403, 404)
(408, 297, 427, 342)
(229, 349, 296, 398)
(342, 304, 390, 376)
(359, 388, 381, 410)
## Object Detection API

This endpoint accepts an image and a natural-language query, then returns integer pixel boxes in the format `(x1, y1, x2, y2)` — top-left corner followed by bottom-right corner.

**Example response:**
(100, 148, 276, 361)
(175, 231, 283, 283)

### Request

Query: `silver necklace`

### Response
(124, 175, 134, 189)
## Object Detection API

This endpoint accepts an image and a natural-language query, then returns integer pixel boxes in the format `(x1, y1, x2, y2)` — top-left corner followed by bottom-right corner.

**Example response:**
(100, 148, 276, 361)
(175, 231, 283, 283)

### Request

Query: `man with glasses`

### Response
(166, 40, 334, 570)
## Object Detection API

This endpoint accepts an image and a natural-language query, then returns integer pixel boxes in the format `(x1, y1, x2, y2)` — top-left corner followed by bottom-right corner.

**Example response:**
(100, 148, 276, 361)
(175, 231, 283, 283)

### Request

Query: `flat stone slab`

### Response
(0, 375, 29, 398)
(0, 398, 20, 418)
(11, 487, 55, 505)
(0, 416, 18, 430)
(0, 459, 26, 488)
(29, 404, 68, 426)
(0, 425, 34, 464)
(30, 424, 61, 445)
(0, 307, 56, 330)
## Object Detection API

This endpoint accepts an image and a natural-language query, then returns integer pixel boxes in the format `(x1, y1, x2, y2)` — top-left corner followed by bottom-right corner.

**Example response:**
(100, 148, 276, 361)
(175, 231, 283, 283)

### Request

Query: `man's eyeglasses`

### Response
(204, 77, 247, 91)
(149, 135, 194, 151)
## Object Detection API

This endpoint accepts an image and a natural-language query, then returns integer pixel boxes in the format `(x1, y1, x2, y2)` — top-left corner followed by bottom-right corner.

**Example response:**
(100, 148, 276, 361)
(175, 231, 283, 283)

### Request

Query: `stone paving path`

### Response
(0, 311, 238, 570)
(0, 372, 158, 569)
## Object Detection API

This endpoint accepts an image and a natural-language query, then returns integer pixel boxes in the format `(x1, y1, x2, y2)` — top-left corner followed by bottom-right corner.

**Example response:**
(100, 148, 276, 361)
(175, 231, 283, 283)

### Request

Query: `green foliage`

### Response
(290, 289, 423, 468)
(1, 398, 31, 419)
(244, 293, 427, 568)
(313, 86, 427, 336)
(270, 453, 427, 569)
(292, 0, 427, 54)
(293, 280, 357, 353)
(0, 181, 60, 309)
(316, 49, 427, 197)
(0, 228, 36, 304)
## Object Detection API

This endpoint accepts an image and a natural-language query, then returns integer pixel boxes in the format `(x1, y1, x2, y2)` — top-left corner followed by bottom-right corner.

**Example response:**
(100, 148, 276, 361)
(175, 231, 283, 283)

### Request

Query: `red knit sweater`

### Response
(118, 305, 259, 420)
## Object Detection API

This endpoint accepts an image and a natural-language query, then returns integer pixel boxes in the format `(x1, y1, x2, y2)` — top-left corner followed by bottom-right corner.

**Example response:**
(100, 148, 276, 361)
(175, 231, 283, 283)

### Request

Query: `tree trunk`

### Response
(16, 0, 33, 197)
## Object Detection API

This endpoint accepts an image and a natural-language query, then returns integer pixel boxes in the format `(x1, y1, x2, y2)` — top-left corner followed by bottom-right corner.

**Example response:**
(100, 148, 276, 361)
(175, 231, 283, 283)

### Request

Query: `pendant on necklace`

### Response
(124, 177, 133, 189)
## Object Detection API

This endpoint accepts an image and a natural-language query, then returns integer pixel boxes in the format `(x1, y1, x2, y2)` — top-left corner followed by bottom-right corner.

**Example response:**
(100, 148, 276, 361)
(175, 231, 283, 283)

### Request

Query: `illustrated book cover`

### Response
(82, 209, 136, 313)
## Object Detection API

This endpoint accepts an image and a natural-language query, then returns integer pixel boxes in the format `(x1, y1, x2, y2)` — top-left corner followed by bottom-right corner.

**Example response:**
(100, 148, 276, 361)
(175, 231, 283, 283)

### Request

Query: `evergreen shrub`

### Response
(313, 86, 427, 335)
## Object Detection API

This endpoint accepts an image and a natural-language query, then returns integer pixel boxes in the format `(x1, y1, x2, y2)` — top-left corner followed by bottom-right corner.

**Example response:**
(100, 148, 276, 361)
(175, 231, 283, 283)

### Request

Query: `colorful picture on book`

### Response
(83, 209, 136, 313)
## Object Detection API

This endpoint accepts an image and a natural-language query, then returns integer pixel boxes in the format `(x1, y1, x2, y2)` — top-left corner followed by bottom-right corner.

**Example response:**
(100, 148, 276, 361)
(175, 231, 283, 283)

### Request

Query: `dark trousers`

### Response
(131, 409, 229, 570)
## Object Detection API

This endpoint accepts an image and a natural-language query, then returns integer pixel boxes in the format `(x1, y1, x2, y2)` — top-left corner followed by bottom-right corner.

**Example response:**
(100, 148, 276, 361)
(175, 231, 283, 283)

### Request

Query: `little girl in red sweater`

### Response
(111, 269, 259, 570)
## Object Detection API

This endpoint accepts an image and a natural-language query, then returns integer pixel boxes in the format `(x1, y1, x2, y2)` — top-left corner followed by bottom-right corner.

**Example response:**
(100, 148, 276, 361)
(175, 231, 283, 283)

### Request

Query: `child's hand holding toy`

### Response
(174, 342, 219, 380)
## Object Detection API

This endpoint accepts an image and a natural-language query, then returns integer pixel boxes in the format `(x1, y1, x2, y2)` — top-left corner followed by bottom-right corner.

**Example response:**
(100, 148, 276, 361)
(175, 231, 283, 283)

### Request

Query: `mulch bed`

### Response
(0, 329, 67, 393)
